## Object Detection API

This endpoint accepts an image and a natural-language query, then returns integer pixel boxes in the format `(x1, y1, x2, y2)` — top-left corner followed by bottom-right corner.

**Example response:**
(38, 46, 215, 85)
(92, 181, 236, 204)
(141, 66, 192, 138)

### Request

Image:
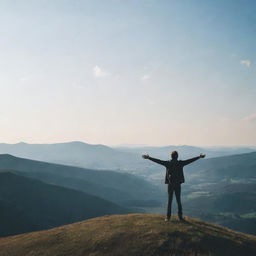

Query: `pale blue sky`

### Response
(0, 0, 255, 145)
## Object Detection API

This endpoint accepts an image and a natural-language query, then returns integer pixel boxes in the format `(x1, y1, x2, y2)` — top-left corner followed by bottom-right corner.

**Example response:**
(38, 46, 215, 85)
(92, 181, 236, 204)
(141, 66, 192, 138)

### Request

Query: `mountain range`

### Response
(0, 171, 127, 237)
(0, 154, 162, 206)
(185, 151, 256, 183)
(0, 154, 163, 236)
(1, 149, 256, 237)
(116, 144, 255, 159)
(0, 142, 254, 175)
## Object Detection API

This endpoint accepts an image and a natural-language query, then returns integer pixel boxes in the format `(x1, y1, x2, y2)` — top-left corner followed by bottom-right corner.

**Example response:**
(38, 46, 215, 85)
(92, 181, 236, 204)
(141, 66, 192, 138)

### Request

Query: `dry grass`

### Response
(0, 214, 256, 256)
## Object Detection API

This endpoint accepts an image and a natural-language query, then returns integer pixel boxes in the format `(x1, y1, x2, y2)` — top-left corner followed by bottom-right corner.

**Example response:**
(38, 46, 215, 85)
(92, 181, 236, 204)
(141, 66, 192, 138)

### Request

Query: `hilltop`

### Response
(0, 214, 256, 256)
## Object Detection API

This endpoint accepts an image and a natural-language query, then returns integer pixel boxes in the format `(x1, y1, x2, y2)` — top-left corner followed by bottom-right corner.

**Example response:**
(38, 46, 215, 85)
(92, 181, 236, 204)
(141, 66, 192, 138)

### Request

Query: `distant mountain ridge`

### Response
(0, 141, 141, 170)
(0, 142, 253, 173)
(116, 144, 255, 159)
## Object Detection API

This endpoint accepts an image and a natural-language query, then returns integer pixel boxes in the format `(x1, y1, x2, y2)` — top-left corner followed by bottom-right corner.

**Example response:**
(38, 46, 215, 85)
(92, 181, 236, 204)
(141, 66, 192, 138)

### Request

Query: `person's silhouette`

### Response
(142, 151, 205, 221)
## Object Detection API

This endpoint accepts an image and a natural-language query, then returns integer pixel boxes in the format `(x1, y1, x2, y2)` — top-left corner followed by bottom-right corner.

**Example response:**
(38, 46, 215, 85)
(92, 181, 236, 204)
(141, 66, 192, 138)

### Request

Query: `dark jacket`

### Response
(148, 156, 200, 184)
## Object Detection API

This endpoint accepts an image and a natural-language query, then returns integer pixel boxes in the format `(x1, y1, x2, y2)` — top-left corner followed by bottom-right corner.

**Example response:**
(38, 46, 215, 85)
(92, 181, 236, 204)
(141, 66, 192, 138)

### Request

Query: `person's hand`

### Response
(142, 154, 149, 159)
(199, 153, 206, 158)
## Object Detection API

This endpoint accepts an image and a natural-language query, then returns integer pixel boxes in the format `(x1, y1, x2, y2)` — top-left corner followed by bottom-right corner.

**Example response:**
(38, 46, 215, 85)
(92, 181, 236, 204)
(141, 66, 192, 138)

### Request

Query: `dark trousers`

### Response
(167, 183, 182, 217)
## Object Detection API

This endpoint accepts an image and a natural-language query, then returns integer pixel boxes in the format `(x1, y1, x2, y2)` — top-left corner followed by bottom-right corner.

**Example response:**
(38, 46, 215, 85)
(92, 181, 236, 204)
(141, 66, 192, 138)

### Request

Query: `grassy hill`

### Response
(0, 171, 127, 237)
(0, 214, 255, 256)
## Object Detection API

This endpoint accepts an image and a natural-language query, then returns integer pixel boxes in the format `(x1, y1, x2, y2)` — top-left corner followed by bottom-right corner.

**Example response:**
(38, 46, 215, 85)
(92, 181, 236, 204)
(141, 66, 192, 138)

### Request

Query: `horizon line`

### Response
(0, 141, 255, 148)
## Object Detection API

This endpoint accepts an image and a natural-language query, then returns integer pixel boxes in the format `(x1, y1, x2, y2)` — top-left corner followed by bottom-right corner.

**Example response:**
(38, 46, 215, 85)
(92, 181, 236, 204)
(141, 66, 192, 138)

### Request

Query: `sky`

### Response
(0, 0, 255, 146)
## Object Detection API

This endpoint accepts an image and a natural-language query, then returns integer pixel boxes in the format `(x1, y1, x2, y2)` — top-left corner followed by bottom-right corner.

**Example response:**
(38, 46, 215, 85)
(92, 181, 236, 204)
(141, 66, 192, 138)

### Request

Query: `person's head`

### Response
(171, 151, 178, 160)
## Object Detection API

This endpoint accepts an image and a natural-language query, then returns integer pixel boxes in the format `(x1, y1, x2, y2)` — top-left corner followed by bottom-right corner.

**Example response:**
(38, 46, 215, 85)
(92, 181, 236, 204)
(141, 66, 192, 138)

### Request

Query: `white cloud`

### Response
(93, 65, 109, 78)
(240, 60, 251, 68)
(242, 114, 256, 122)
(141, 75, 150, 81)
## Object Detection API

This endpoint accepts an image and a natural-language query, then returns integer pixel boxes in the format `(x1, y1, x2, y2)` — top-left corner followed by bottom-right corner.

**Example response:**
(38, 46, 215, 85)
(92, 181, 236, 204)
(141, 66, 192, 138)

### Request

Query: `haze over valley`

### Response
(0, 142, 256, 236)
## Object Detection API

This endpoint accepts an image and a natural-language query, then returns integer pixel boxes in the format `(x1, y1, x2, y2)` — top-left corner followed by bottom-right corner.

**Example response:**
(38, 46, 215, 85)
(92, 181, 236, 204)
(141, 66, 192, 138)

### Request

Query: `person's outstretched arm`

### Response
(142, 154, 167, 166)
(181, 153, 205, 166)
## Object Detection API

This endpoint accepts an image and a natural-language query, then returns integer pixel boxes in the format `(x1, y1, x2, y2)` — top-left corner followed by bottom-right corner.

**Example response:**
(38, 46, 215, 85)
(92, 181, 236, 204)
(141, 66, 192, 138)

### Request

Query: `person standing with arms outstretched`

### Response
(142, 151, 205, 221)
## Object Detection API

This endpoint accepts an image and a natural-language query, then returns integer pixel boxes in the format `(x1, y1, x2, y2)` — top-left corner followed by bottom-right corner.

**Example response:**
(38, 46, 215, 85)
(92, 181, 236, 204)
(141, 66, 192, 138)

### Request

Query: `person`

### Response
(142, 151, 205, 221)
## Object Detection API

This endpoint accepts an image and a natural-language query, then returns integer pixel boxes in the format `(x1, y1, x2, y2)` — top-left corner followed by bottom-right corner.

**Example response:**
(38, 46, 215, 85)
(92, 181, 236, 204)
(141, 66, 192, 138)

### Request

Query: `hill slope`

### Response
(186, 151, 256, 181)
(0, 171, 127, 237)
(0, 154, 162, 205)
(0, 214, 256, 256)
